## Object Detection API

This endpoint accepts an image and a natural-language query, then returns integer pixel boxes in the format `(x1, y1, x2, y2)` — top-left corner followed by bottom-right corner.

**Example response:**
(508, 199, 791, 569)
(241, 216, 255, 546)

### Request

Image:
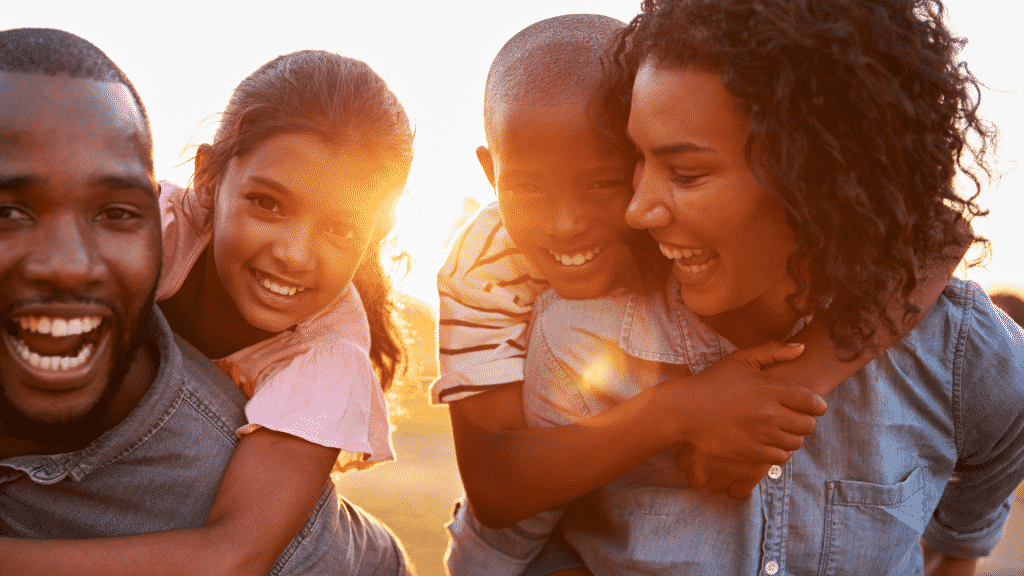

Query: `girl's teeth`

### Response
(261, 278, 304, 296)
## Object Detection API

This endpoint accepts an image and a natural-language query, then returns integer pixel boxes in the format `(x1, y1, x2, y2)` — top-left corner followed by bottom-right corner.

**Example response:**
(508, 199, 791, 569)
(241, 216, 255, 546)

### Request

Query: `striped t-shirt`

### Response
(432, 202, 549, 404)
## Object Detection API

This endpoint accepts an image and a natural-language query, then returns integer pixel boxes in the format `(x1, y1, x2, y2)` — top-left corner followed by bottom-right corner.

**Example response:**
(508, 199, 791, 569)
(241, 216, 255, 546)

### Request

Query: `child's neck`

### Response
(158, 248, 275, 359)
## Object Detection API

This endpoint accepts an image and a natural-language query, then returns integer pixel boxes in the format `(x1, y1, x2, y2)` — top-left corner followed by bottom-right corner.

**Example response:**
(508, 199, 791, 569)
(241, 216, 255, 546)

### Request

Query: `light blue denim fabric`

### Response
(519, 277, 1024, 576)
(0, 308, 407, 576)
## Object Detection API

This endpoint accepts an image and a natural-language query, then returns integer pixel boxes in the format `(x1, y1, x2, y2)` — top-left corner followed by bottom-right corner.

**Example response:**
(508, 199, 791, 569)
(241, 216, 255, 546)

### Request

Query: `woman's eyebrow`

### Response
(651, 142, 715, 157)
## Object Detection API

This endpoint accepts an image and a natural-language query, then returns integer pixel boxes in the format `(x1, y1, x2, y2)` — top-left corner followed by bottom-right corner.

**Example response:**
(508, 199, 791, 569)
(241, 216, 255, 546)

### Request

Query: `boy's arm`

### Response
(683, 235, 968, 498)
(0, 429, 338, 576)
(450, 340, 822, 529)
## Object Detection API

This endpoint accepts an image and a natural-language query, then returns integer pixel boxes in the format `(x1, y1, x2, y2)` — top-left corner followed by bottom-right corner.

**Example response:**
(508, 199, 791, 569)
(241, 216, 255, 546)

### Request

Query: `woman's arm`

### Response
(0, 428, 339, 576)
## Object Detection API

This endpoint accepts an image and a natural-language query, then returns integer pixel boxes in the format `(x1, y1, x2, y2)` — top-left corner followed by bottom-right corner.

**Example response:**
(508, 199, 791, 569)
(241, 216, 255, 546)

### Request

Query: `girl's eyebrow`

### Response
(247, 175, 294, 197)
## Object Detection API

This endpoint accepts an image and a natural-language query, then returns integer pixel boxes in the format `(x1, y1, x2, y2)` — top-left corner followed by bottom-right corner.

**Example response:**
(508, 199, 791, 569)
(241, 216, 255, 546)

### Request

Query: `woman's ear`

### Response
(193, 143, 215, 209)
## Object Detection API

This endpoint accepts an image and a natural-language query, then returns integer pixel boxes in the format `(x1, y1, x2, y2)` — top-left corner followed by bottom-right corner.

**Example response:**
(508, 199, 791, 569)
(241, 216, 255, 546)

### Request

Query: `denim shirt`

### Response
(523, 278, 1024, 576)
(0, 307, 406, 576)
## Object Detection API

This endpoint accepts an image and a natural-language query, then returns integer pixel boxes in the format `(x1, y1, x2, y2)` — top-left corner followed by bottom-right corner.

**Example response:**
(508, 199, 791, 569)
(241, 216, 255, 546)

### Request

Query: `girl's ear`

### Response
(193, 143, 215, 209)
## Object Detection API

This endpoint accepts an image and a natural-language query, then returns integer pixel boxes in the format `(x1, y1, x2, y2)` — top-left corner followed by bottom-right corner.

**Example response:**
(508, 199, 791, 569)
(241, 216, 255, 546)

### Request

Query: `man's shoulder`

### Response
(171, 332, 247, 431)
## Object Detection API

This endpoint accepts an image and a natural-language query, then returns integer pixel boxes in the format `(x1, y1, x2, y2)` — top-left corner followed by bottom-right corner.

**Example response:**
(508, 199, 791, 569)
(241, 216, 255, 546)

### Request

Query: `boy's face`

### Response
(0, 72, 160, 444)
(481, 98, 636, 299)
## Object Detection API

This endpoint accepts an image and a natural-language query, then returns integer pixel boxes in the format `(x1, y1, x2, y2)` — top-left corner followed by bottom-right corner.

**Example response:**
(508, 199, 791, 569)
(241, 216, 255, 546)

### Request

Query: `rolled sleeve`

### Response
(923, 285, 1024, 557)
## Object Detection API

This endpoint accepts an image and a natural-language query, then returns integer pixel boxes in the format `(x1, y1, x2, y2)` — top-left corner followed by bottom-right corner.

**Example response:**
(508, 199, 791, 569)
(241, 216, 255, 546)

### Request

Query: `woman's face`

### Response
(626, 61, 798, 323)
(205, 133, 391, 333)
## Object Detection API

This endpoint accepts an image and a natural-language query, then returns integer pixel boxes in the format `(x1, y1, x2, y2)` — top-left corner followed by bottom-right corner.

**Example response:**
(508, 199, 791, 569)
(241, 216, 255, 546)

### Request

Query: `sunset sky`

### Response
(8, 0, 1022, 305)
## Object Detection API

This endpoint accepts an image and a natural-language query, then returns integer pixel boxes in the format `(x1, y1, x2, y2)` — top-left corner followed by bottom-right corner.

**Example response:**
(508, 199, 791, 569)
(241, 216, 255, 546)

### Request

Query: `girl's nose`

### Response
(272, 218, 317, 272)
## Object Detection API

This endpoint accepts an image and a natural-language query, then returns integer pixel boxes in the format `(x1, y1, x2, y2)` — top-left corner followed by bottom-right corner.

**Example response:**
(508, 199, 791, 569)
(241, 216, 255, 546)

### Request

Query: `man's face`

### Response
(482, 97, 637, 299)
(0, 72, 160, 445)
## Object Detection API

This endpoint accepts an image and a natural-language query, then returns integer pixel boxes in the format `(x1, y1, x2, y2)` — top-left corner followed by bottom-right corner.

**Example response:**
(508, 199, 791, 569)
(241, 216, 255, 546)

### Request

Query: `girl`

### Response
(1, 50, 413, 575)
(512, 0, 1022, 574)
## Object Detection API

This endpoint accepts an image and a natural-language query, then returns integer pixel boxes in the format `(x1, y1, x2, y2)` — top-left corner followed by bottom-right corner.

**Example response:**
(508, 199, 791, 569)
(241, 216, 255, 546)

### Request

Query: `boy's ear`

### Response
(193, 143, 215, 208)
(476, 146, 496, 189)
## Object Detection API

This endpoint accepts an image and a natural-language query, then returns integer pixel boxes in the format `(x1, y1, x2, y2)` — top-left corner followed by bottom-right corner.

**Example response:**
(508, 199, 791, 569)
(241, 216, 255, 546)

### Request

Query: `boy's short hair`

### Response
(482, 14, 624, 146)
(0, 27, 152, 153)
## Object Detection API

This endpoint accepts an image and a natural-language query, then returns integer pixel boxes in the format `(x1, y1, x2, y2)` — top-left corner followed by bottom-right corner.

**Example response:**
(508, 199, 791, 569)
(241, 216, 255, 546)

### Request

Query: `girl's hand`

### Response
(654, 341, 827, 464)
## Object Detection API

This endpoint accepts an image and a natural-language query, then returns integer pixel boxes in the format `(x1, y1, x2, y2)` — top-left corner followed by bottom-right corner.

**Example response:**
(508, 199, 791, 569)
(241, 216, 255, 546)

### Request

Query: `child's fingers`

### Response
(725, 476, 763, 499)
(729, 341, 805, 369)
(775, 385, 828, 416)
(776, 411, 818, 437)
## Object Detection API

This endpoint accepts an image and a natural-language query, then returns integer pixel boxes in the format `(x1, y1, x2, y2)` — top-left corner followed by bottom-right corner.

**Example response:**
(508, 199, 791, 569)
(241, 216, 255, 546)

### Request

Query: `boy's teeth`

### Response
(261, 278, 304, 296)
(13, 315, 102, 336)
(548, 245, 602, 267)
(14, 338, 94, 371)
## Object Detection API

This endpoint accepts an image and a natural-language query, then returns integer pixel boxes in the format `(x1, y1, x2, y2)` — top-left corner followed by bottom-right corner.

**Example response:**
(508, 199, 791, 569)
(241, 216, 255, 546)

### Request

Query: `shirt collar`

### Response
(0, 307, 187, 484)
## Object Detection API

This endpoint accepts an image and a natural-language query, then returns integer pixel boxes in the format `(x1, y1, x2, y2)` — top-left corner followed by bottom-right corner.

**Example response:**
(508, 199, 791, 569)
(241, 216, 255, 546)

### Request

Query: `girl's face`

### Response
(626, 61, 798, 325)
(205, 133, 391, 333)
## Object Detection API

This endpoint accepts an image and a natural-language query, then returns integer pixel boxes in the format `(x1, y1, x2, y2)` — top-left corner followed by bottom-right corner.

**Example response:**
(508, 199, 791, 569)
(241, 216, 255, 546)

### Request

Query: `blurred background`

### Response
(6, 1, 1022, 574)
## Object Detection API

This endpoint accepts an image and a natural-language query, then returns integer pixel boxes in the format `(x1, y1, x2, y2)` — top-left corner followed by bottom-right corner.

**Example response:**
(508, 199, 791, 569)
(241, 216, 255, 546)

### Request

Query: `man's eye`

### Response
(98, 207, 140, 221)
(0, 206, 30, 221)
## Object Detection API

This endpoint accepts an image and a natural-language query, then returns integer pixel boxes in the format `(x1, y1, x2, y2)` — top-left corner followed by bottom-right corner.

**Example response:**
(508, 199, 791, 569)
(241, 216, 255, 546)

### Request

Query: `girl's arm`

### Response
(0, 428, 339, 576)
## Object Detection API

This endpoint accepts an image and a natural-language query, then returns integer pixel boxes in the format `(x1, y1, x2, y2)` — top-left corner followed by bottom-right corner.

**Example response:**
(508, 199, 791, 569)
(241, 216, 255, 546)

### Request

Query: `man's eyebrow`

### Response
(0, 175, 36, 190)
(651, 142, 715, 156)
(90, 174, 157, 195)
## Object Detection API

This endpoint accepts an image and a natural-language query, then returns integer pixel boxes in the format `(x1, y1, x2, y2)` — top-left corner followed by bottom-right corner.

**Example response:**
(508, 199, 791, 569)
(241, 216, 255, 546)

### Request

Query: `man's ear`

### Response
(193, 143, 215, 208)
(476, 146, 496, 190)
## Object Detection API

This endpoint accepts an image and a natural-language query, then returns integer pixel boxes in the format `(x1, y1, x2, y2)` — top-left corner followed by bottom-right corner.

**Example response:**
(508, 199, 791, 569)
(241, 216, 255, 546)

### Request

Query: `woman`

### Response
(520, 0, 1024, 574)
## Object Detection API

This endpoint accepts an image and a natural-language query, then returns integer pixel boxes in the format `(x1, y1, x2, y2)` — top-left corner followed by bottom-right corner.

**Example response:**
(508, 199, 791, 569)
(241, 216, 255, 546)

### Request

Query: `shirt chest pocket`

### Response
(818, 467, 928, 576)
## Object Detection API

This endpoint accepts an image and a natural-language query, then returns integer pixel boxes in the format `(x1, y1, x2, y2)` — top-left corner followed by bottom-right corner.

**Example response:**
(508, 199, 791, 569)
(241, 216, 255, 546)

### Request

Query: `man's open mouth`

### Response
(2, 315, 107, 372)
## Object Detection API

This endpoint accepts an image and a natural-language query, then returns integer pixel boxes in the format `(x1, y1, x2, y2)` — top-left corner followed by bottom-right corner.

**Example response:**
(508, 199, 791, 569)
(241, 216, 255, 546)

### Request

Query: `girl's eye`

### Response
(325, 227, 356, 245)
(246, 193, 281, 213)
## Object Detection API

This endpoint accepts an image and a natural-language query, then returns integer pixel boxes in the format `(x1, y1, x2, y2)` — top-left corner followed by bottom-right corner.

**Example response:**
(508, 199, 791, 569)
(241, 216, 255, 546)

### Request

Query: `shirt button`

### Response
(765, 560, 779, 575)
(768, 465, 783, 479)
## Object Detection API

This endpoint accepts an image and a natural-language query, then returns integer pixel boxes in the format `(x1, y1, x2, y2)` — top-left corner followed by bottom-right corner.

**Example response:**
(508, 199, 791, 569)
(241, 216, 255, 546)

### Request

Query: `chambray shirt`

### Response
(522, 278, 1024, 576)
(0, 308, 407, 576)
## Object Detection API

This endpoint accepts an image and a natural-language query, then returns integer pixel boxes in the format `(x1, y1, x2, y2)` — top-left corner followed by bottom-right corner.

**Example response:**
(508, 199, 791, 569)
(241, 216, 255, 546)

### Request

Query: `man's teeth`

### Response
(548, 246, 602, 267)
(658, 244, 706, 260)
(15, 316, 102, 337)
(262, 278, 305, 296)
(11, 339, 95, 371)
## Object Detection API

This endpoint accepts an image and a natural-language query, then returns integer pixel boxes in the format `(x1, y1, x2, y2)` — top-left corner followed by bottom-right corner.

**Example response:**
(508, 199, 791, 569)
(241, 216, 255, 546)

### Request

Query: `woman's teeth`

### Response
(11, 339, 95, 371)
(15, 316, 102, 337)
(549, 245, 602, 267)
(658, 244, 706, 260)
(262, 278, 305, 296)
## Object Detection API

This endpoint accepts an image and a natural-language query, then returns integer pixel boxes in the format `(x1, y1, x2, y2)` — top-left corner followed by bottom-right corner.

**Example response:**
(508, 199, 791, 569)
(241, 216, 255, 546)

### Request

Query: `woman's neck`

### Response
(699, 283, 805, 349)
(157, 248, 274, 359)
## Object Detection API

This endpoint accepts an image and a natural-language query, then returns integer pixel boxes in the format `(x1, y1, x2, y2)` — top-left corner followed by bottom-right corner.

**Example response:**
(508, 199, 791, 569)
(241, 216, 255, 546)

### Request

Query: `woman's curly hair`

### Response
(608, 0, 994, 355)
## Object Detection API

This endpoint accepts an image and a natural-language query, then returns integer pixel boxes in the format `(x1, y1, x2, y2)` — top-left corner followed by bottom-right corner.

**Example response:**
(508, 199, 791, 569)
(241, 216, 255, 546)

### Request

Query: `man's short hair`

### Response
(0, 27, 152, 149)
(483, 14, 624, 144)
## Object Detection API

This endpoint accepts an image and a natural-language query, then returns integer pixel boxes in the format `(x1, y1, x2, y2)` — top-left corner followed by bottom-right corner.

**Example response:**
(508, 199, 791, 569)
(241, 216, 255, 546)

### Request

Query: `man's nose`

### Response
(23, 215, 105, 291)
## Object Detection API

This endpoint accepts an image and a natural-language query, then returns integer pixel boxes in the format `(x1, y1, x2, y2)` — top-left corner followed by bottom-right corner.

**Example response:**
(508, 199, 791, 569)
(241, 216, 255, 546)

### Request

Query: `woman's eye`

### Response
(670, 171, 706, 186)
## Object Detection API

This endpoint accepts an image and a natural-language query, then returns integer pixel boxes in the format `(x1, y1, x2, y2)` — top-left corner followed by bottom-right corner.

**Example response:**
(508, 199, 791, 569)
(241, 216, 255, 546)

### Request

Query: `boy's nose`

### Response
(23, 216, 105, 291)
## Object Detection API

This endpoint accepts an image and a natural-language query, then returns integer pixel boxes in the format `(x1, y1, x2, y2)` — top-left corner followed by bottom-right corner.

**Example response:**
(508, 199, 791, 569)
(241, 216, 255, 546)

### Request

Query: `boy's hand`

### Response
(674, 446, 772, 498)
(655, 341, 827, 464)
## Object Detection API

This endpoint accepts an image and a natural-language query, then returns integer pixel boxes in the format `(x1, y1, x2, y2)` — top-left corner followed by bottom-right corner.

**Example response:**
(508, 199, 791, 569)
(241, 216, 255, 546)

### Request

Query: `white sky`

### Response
(7, 0, 1022, 305)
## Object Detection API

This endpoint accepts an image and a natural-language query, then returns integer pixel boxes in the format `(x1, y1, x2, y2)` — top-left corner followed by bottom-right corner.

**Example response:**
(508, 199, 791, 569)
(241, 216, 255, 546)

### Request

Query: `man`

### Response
(0, 28, 406, 575)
